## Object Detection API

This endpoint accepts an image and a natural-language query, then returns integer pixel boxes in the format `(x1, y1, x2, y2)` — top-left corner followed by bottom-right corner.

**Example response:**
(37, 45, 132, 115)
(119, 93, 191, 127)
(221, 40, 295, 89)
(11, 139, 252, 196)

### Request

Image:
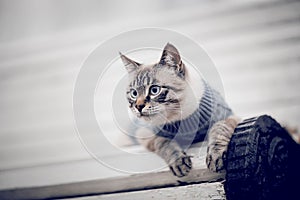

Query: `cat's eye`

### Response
(149, 85, 161, 96)
(130, 89, 138, 99)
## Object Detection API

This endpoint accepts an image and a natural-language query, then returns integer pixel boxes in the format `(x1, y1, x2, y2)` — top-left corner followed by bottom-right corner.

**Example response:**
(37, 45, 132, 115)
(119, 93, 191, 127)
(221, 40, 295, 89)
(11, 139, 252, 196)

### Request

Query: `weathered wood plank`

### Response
(0, 144, 206, 189)
(72, 182, 225, 200)
(0, 169, 225, 200)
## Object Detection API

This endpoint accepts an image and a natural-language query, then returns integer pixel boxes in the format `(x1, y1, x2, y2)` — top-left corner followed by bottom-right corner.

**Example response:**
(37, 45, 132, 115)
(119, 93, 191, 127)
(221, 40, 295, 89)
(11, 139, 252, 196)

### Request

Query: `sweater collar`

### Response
(159, 81, 214, 134)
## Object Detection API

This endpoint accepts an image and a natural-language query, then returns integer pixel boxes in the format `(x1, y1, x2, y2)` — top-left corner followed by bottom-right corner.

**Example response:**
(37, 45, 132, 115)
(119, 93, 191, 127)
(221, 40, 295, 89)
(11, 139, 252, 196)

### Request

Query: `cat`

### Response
(120, 43, 240, 177)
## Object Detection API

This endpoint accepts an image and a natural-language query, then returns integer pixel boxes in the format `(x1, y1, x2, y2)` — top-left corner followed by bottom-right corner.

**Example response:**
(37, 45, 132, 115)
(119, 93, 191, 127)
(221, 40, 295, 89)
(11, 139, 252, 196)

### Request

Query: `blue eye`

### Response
(150, 86, 161, 95)
(130, 89, 138, 99)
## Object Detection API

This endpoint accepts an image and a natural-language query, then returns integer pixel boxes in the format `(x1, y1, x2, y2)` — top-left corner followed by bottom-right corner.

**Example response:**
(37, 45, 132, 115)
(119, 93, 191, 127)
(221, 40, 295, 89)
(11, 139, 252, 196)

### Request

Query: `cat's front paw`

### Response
(169, 152, 192, 177)
(206, 117, 240, 172)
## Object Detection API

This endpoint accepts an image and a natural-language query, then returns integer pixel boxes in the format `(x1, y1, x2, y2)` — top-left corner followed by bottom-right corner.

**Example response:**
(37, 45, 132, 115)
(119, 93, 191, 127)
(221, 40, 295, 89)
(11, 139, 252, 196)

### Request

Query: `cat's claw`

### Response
(169, 152, 192, 177)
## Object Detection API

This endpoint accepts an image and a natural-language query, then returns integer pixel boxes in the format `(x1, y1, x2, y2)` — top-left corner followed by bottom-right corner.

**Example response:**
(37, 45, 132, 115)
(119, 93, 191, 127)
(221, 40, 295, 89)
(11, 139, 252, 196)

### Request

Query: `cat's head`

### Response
(120, 43, 188, 125)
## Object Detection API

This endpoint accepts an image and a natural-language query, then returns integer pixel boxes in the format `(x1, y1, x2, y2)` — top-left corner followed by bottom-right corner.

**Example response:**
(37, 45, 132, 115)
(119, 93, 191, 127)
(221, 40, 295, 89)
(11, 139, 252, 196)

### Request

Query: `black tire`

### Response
(224, 115, 300, 200)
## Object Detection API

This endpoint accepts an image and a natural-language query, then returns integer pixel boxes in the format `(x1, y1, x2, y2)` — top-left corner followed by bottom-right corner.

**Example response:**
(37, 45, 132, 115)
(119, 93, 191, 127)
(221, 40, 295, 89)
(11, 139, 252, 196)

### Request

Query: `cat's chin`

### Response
(138, 113, 157, 119)
(137, 113, 168, 126)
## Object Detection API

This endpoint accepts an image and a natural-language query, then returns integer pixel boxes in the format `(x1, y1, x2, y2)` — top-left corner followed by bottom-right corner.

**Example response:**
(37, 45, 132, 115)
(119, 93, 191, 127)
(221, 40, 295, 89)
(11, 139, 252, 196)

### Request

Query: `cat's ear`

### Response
(119, 52, 141, 73)
(159, 43, 185, 78)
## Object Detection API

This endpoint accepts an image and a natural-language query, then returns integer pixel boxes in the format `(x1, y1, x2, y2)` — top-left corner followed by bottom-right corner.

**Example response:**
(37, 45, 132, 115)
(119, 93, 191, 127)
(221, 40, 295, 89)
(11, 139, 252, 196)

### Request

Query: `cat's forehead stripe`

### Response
(132, 79, 136, 87)
(137, 70, 146, 86)
(134, 69, 153, 87)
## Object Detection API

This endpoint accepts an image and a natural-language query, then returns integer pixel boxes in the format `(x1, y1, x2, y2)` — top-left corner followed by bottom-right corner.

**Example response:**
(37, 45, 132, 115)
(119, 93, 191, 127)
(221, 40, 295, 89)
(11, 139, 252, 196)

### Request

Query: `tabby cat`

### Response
(120, 43, 240, 177)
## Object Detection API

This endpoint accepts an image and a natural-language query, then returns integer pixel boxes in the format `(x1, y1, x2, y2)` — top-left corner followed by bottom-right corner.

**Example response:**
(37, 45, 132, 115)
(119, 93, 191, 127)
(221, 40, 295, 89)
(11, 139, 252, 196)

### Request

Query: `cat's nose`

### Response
(136, 104, 145, 112)
(136, 97, 145, 112)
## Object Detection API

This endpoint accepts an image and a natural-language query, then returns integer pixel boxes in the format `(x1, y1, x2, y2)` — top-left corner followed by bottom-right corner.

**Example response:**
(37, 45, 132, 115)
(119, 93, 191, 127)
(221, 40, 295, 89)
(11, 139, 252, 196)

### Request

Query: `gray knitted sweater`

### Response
(155, 82, 233, 146)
